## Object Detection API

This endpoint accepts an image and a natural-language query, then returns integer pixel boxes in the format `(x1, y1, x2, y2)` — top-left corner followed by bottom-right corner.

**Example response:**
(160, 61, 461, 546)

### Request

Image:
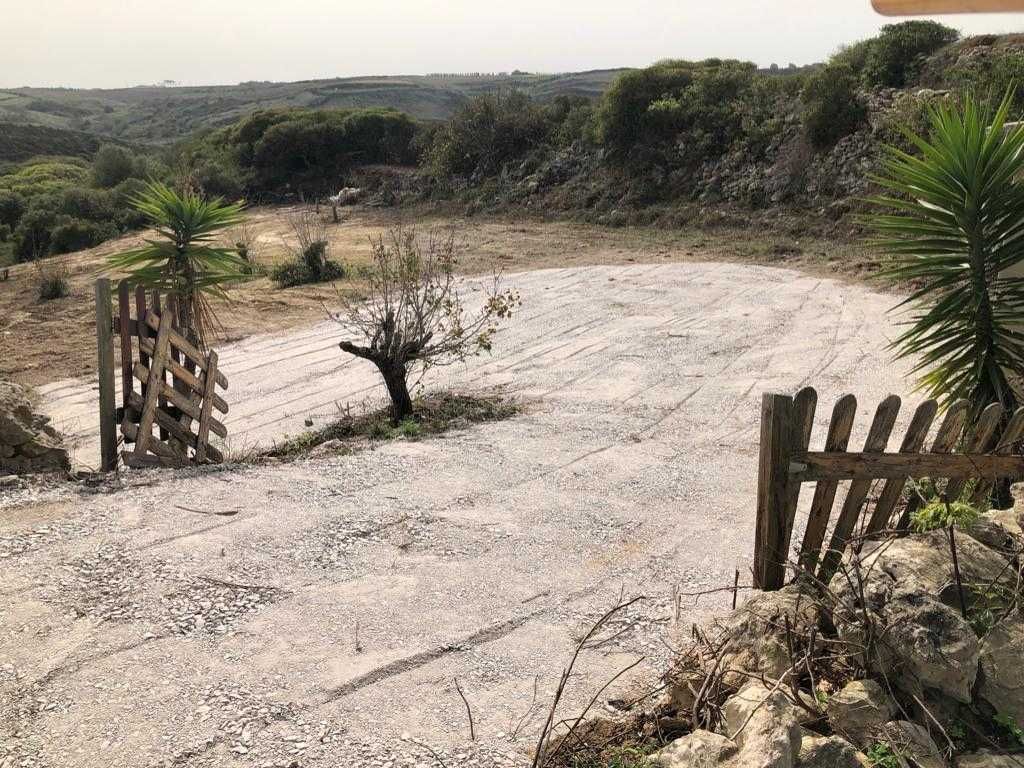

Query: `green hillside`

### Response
(0, 70, 629, 145)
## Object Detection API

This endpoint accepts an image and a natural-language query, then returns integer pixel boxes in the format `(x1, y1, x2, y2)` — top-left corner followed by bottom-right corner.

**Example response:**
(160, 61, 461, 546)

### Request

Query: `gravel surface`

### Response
(2, 263, 915, 767)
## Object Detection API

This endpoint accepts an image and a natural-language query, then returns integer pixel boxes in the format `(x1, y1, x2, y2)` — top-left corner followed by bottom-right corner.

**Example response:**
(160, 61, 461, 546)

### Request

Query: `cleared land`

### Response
(3, 258, 913, 767)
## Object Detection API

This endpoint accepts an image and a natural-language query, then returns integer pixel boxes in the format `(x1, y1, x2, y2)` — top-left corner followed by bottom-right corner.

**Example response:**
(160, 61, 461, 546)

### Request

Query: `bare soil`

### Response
(0, 204, 886, 388)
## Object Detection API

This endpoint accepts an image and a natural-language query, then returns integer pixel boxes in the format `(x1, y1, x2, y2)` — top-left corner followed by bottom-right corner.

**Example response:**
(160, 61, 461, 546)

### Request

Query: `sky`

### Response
(2, 1, 1024, 89)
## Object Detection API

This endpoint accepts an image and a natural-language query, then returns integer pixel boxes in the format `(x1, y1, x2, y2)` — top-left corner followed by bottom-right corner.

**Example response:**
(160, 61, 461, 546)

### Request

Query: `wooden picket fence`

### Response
(95, 279, 229, 471)
(753, 387, 1024, 591)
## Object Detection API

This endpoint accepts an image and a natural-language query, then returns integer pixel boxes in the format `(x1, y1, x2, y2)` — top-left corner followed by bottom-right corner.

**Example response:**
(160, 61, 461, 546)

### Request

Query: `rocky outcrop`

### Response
(0, 380, 69, 475)
(826, 680, 896, 740)
(978, 618, 1024, 724)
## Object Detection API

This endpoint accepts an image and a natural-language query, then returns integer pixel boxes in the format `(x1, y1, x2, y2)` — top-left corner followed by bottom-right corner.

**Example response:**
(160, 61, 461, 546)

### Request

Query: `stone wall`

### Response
(0, 380, 70, 475)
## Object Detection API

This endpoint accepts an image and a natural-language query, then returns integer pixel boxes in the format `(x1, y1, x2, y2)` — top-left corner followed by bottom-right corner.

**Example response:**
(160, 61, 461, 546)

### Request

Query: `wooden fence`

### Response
(95, 279, 229, 471)
(753, 387, 1024, 591)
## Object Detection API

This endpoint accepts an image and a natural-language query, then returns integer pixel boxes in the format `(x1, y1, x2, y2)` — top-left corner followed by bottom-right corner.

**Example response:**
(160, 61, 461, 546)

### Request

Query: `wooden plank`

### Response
(753, 393, 795, 591)
(799, 394, 857, 573)
(117, 281, 133, 410)
(970, 406, 1024, 506)
(122, 420, 183, 462)
(873, 0, 1024, 15)
(863, 400, 939, 534)
(134, 285, 149, 408)
(139, 338, 228, 413)
(124, 394, 224, 463)
(776, 387, 817, 577)
(794, 451, 1024, 481)
(195, 351, 220, 462)
(95, 279, 118, 473)
(144, 312, 228, 388)
(132, 311, 172, 458)
(818, 395, 901, 584)
(131, 362, 228, 438)
(896, 400, 969, 529)
(943, 402, 1003, 502)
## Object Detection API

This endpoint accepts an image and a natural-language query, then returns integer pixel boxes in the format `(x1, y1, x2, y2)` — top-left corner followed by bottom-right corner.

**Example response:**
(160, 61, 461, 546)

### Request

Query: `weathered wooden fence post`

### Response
(753, 392, 795, 590)
(95, 278, 118, 472)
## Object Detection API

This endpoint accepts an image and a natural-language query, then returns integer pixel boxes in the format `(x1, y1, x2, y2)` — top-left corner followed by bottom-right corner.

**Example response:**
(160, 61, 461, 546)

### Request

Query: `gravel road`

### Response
(3, 262, 914, 767)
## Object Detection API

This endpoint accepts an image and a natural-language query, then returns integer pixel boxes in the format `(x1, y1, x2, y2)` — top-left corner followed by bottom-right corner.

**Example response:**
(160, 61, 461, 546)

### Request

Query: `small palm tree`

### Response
(108, 181, 248, 346)
(869, 91, 1024, 423)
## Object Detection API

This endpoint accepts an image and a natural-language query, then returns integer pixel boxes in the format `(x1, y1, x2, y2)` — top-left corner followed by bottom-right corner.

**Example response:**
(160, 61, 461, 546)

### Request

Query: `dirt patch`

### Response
(0, 205, 887, 388)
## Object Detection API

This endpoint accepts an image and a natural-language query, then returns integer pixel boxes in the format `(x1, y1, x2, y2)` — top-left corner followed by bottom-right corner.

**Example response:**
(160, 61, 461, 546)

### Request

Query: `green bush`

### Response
(801, 64, 868, 148)
(49, 217, 118, 254)
(0, 158, 90, 196)
(13, 208, 56, 261)
(861, 21, 959, 88)
(426, 91, 550, 177)
(945, 48, 1024, 114)
(271, 257, 345, 288)
(58, 187, 116, 222)
(91, 144, 138, 188)
(0, 224, 10, 242)
(0, 190, 25, 228)
(192, 159, 245, 200)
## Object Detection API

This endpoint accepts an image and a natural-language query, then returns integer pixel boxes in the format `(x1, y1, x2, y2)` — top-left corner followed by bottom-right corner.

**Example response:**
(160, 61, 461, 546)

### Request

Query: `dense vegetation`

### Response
(5, 23, 1023, 270)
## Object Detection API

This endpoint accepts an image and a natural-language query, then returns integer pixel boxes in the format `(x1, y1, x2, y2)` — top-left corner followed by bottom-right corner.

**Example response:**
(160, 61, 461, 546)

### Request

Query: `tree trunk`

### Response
(378, 362, 413, 424)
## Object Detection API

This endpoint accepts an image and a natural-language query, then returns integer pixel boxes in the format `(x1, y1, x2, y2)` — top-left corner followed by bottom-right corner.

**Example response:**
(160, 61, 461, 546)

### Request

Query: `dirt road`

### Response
(3, 262, 912, 767)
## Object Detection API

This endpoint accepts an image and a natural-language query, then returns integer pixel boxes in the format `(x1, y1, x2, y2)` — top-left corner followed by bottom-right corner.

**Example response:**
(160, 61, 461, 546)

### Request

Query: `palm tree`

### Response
(869, 91, 1024, 424)
(108, 181, 248, 346)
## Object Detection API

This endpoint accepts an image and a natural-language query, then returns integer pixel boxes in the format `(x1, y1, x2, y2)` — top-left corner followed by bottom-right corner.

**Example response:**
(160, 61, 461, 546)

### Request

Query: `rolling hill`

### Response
(0, 70, 629, 145)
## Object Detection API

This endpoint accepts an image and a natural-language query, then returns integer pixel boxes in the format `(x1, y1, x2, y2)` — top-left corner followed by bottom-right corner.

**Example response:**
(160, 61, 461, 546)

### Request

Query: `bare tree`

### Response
(331, 227, 518, 423)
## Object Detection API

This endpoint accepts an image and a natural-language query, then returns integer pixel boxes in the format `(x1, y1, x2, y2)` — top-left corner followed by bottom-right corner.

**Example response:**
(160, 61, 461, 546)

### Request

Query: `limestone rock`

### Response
(649, 730, 737, 767)
(797, 731, 868, 767)
(978, 618, 1024, 724)
(958, 752, 1022, 767)
(723, 681, 802, 768)
(826, 679, 896, 739)
(0, 379, 69, 475)
(886, 594, 980, 703)
(878, 721, 944, 768)
(966, 509, 1023, 556)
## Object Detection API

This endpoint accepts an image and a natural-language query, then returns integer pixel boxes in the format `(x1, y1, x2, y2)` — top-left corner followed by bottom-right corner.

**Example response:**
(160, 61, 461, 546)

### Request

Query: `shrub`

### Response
(0, 190, 25, 228)
(0, 224, 9, 242)
(801, 64, 868, 148)
(35, 258, 69, 301)
(861, 21, 959, 88)
(427, 91, 550, 177)
(192, 158, 245, 200)
(910, 498, 980, 532)
(49, 217, 118, 254)
(91, 144, 137, 188)
(945, 47, 1024, 114)
(13, 207, 56, 261)
(271, 258, 345, 288)
(58, 187, 116, 222)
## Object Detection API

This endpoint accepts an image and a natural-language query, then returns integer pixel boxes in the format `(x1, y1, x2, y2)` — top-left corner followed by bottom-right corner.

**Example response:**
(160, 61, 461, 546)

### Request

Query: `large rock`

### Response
(0, 380, 69, 475)
(649, 730, 737, 767)
(965, 508, 1023, 556)
(958, 752, 1022, 767)
(826, 679, 896, 739)
(878, 721, 945, 768)
(797, 731, 868, 767)
(723, 681, 802, 768)
(978, 618, 1024, 724)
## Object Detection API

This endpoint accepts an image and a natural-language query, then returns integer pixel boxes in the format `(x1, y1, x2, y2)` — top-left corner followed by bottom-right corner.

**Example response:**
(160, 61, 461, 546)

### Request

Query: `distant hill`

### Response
(0, 70, 630, 145)
(0, 122, 114, 165)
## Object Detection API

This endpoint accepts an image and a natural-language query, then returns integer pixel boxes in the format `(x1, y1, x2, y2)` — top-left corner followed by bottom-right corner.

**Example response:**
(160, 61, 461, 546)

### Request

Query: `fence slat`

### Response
(117, 281, 133, 411)
(896, 400, 969, 530)
(863, 399, 938, 535)
(133, 311, 172, 457)
(195, 351, 220, 462)
(95, 279, 118, 472)
(753, 393, 795, 590)
(943, 403, 1003, 503)
(799, 394, 857, 573)
(970, 406, 1024, 506)
(775, 386, 817, 575)
(817, 394, 901, 584)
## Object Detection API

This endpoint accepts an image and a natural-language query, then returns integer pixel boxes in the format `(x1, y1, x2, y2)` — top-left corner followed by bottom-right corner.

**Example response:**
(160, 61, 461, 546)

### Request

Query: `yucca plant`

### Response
(868, 90, 1024, 423)
(108, 181, 248, 346)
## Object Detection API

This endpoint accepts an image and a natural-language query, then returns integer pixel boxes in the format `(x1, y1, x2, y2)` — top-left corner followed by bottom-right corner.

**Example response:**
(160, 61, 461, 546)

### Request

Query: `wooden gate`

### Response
(95, 279, 229, 470)
(753, 387, 1024, 591)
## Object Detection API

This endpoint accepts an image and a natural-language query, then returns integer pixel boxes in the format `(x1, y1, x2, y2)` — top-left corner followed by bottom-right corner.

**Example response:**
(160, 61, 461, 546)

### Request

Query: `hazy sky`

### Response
(3, 1, 1024, 89)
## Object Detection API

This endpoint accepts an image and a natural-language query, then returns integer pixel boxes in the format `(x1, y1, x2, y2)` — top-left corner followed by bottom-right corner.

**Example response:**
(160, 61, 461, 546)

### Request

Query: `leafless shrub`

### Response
(331, 226, 519, 424)
(35, 256, 69, 301)
(286, 207, 330, 276)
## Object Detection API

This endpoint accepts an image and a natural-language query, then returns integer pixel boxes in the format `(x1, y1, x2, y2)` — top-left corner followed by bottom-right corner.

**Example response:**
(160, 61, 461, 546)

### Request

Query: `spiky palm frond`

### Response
(108, 181, 247, 346)
(868, 90, 1024, 420)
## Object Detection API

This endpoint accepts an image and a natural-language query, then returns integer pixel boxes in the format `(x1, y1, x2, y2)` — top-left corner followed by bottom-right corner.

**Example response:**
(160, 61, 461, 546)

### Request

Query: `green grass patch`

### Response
(262, 391, 519, 459)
